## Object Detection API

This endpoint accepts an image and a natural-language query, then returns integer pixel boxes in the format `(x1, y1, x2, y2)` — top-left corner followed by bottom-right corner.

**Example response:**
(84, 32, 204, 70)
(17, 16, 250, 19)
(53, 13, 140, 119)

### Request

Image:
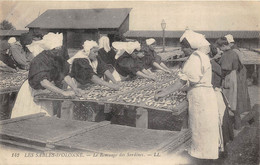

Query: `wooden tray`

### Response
(54, 124, 191, 153)
(0, 113, 109, 151)
(0, 114, 191, 153)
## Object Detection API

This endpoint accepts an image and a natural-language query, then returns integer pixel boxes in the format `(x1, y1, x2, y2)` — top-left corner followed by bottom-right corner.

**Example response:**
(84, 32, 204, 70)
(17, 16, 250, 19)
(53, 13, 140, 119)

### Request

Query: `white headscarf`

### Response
(180, 29, 210, 49)
(8, 37, 16, 44)
(26, 32, 63, 57)
(180, 29, 211, 74)
(146, 38, 156, 45)
(112, 42, 127, 59)
(225, 34, 234, 43)
(99, 36, 111, 53)
(41, 32, 63, 50)
(125, 41, 141, 54)
(67, 40, 99, 73)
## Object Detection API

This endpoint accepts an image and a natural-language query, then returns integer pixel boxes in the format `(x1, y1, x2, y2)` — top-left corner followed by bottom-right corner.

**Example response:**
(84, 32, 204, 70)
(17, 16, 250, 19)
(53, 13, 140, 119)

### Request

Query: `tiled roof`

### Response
(124, 30, 260, 39)
(27, 8, 132, 29)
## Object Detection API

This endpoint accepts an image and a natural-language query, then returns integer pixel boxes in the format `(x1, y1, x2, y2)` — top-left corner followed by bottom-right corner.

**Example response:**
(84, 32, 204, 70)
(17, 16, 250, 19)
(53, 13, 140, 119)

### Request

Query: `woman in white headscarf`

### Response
(8, 37, 34, 70)
(155, 30, 219, 159)
(142, 38, 171, 73)
(216, 36, 251, 130)
(98, 36, 116, 66)
(11, 32, 76, 118)
(113, 41, 156, 81)
(67, 40, 119, 91)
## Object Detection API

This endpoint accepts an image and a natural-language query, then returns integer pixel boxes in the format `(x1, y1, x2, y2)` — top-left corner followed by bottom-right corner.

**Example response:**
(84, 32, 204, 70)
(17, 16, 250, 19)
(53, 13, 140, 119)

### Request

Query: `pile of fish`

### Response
(107, 77, 186, 110)
(0, 71, 28, 92)
(35, 68, 187, 111)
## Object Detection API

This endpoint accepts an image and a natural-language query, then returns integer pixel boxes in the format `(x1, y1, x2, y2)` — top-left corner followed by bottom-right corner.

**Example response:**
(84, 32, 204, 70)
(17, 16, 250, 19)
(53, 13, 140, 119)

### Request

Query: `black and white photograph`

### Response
(0, 1, 259, 164)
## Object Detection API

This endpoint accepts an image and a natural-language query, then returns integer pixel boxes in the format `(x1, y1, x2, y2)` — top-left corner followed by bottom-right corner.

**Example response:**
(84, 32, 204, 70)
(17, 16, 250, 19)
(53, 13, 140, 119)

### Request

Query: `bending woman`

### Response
(155, 30, 219, 159)
(11, 33, 76, 118)
(142, 38, 171, 73)
(67, 40, 119, 91)
(113, 41, 156, 81)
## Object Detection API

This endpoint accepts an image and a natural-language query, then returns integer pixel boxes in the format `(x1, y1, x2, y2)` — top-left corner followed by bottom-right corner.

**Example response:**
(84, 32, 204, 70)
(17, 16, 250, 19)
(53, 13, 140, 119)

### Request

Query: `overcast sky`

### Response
(0, 1, 260, 31)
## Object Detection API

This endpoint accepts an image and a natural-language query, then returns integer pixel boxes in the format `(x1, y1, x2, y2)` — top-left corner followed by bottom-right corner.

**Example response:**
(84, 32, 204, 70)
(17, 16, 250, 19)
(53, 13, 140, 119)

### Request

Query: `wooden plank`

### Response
(47, 121, 110, 143)
(0, 113, 46, 125)
(0, 130, 46, 145)
(159, 130, 191, 152)
(156, 129, 191, 152)
(0, 139, 51, 152)
(0, 87, 20, 94)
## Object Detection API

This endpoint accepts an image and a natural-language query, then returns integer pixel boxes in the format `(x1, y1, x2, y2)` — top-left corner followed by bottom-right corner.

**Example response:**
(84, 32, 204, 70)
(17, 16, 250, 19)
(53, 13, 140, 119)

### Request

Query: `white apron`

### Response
(11, 80, 53, 118)
(187, 85, 219, 159)
(214, 88, 226, 152)
(180, 51, 219, 159)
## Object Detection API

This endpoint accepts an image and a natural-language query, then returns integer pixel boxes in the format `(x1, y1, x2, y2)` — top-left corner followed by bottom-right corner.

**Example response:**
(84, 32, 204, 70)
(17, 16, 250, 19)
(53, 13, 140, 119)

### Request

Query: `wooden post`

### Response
(136, 107, 148, 128)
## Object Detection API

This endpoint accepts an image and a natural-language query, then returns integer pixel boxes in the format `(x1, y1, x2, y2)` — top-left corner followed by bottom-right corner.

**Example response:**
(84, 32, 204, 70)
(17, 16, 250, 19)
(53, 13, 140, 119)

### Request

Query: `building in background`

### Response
(26, 8, 131, 49)
(124, 30, 260, 49)
(0, 30, 29, 41)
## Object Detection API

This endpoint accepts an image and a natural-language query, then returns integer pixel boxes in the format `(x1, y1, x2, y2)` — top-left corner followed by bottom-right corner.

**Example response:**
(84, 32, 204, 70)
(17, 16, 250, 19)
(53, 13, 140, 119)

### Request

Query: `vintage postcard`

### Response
(0, 0, 259, 165)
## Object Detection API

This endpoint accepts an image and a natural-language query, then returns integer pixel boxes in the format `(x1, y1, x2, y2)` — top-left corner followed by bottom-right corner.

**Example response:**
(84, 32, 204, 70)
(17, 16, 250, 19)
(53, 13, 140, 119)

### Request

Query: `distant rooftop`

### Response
(124, 30, 260, 39)
(0, 30, 29, 37)
(26, 8, 132, 29)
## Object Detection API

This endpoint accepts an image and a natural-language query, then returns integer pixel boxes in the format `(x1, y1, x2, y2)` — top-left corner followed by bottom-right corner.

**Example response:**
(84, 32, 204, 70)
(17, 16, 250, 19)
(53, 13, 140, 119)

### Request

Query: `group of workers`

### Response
(10, 32, 172, 118)
(1, 29, 251, 161)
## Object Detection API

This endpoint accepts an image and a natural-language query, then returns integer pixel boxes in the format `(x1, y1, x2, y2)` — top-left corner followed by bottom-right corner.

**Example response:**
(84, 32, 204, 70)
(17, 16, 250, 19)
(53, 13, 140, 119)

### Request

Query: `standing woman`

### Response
(155, 30, 219, 159)
(11, 33, 76, 118)
(143, 38, 171, 73)
(216, 37, 251, 130)
(210, 44, 234, 156)
(67, 40, 119, 90)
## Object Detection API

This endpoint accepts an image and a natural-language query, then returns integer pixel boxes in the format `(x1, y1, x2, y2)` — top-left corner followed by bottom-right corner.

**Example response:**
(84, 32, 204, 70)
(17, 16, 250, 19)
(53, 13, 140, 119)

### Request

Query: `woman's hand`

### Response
(62, 90, 76, 97)
(154, 89, 164, 100)
(108, 83, 120, 91)
(73, 88, 85, 97)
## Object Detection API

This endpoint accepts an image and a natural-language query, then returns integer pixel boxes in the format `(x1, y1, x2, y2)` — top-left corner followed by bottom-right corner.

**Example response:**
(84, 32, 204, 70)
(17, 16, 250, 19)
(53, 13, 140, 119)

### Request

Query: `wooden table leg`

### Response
(136, 107, 148, 128)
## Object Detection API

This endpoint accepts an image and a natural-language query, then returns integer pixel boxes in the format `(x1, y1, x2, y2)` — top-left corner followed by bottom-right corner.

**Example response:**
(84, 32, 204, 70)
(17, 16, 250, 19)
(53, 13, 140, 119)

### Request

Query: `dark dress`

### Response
(114, 52, 144, 78)
(142, 46, 162, 69)
(28, 48, 70, 90)
(0, 41, 17, 69)
(70, 56, 109, 85)
(211, 59, 234, 146)
(219, 49, 251, 114)
(98, 48, 116, 66)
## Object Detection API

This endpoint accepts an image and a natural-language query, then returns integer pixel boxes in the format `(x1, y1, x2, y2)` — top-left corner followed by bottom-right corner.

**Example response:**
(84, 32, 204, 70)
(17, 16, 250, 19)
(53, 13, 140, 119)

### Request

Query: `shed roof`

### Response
(26, 8, 132, 29)
(124, 30, 260, 39)
(0, 30, 29, 37)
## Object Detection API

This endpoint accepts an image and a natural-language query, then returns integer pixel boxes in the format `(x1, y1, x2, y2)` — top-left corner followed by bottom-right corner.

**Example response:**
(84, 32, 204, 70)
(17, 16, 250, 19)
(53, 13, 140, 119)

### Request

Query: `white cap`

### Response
(41, 32, 63, 50)
(225, 34, 234, 43)
(112, 42, 127, 50)
(8, 37, 16, 44)
(146, 38, 156, 45)
(99, 36, 111, 53)
(180, 29, 210, 49)
(83, 40, 98, 54)
(125, 41, 141, 54)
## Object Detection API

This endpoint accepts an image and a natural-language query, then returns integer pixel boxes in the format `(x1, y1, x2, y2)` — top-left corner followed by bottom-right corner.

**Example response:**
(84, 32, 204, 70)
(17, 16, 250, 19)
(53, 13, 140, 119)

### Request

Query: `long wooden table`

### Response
(0, 113, 191, 153)
(34, 69, 188, 129)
